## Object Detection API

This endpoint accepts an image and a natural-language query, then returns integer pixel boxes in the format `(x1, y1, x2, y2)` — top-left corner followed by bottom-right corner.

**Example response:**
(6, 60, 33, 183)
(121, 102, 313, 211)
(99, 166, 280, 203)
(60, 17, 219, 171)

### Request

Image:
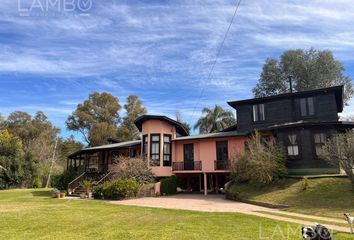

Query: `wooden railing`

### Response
(172, 161, 202, 171)
(214, 160, 230, 170)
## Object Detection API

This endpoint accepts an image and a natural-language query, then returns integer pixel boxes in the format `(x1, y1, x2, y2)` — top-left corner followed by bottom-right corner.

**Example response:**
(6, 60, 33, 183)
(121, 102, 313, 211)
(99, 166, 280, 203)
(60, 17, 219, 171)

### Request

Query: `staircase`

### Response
(68, 170, 113, 197)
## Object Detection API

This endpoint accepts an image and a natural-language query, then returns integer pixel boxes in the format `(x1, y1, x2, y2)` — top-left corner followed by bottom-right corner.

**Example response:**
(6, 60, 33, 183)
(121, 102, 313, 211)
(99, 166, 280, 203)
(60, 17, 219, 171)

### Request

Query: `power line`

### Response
(189, 0, 242, 123)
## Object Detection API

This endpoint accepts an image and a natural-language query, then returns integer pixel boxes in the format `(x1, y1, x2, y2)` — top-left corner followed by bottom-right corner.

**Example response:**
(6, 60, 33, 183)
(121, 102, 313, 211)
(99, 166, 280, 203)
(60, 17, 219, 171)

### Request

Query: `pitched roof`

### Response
(134, 115, 189, 136)
(173, 130, 248, 141)
(228, 85, 344, 112)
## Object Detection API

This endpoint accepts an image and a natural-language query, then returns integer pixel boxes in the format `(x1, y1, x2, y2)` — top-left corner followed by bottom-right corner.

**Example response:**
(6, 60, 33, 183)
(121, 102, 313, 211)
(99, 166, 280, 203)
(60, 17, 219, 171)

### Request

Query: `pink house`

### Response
(68, 115, 247, 195)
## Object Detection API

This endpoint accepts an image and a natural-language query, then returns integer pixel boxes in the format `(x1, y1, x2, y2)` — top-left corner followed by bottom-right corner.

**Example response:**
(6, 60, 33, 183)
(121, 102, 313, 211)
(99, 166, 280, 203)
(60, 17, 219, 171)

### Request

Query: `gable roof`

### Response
(134, 115, 189, 136)
(227, 85, 344, 112)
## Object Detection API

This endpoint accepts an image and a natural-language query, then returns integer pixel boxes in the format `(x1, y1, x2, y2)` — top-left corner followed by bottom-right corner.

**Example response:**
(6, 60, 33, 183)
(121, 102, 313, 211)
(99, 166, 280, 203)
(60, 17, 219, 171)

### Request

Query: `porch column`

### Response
(187, 176, 191, 192)
(215, 174, 219, 194)
(203, 173, 207, 196)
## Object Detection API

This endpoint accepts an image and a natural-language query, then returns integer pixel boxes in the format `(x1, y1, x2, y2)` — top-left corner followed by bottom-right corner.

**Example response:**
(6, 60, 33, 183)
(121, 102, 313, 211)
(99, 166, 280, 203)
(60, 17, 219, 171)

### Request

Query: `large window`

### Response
(142, 135, 148, 160)
(163, 135, 172, 166)
(150, 134, 160, 166)
(314, 133, 326, 157)
(183, 144, 194, 170)
(287, 134, 299, 156)
(216, 141, 228, 161)
(300, 97, 315, 117)
(252, 104, 265, 122)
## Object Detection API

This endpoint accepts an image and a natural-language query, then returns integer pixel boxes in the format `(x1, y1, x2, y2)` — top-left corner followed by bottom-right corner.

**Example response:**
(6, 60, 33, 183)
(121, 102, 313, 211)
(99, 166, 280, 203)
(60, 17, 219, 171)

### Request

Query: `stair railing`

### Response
(68, 171, 86, 192)
(94, 171, 112, 186)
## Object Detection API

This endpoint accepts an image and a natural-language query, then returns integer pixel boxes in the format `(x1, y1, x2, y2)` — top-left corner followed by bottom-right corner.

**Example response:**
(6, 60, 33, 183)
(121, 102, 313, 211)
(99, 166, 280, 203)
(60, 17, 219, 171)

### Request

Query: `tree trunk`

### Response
(45, 138, 58, 188)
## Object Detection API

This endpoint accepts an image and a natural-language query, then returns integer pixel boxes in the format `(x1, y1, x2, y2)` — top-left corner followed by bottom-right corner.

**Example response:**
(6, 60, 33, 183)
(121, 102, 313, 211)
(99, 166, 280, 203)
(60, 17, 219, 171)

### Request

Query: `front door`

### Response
(183, 144, 194, 170)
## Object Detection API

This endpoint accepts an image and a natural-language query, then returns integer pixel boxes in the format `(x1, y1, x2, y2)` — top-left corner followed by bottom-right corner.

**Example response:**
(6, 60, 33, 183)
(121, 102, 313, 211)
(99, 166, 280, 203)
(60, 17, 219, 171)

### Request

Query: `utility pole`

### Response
(45, 137, 58, 188)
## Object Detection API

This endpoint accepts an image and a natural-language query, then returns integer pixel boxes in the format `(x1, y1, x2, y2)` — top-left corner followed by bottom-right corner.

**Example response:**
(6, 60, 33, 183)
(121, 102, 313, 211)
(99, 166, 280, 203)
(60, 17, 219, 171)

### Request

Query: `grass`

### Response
(0, 189, 351, 239)
(227, 178, 354, 219)
(255, 211, 349, 228)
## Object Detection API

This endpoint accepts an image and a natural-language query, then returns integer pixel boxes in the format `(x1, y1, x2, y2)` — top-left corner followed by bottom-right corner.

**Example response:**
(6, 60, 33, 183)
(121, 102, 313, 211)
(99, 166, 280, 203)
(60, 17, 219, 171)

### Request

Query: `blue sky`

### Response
(1, 0, 354, 143)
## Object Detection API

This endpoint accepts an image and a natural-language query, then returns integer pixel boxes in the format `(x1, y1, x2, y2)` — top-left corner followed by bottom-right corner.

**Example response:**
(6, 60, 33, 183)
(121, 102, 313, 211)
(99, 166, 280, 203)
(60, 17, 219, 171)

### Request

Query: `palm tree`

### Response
(194, 105, 236, 134)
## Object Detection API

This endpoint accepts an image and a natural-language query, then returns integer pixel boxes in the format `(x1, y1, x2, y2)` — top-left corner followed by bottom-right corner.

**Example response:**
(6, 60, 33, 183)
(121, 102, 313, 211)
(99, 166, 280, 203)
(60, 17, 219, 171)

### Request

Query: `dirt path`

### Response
(110, 194, 351, 233)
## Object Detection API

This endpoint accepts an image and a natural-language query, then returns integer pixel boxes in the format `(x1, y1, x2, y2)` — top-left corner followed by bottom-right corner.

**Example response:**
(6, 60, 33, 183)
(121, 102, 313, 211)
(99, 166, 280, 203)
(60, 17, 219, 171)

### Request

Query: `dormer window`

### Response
(252, 104, 265, 122)
(300, 97, 315, 117)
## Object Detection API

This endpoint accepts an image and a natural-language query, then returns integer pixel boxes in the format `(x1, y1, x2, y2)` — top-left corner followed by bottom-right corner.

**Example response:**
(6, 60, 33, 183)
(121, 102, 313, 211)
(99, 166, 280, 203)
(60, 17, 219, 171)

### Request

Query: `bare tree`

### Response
(322, 131, 354, 188)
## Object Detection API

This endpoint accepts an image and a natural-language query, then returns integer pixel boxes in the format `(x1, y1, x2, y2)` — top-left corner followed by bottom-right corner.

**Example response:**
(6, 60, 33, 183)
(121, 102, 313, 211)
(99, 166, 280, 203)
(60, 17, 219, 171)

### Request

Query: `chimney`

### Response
(288, 75, 293, 93)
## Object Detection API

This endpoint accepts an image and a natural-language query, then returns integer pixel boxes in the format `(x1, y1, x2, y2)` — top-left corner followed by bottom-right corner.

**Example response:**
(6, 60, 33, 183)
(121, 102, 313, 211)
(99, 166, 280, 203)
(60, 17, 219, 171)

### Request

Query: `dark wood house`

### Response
(228, 85, 354, 174)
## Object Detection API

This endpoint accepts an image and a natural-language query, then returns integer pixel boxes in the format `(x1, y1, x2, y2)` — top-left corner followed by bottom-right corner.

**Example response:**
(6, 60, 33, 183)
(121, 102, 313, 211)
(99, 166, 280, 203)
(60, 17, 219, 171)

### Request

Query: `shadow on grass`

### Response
(31, 190, 52, 197)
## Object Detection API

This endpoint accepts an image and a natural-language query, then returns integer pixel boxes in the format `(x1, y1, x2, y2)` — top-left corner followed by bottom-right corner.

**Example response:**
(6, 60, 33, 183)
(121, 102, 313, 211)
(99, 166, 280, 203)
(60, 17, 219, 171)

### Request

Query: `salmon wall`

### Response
(141, 119, 177, 176)
(173, 137, 246, 172)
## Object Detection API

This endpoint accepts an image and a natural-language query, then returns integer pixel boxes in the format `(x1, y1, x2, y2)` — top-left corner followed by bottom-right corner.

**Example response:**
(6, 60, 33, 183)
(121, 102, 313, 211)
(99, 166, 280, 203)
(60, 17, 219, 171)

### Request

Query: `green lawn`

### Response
(227, 177, 354, 219)
(0, 189, 351, 239)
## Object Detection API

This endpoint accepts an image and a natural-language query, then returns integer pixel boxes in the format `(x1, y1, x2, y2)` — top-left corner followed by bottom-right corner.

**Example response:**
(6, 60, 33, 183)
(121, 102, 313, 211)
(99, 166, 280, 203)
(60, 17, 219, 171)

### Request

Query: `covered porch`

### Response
(174, 172, 231, 195)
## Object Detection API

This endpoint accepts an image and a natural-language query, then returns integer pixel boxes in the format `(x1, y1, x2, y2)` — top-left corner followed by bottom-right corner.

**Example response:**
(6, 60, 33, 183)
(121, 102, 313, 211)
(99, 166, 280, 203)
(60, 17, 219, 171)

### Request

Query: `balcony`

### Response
(214, 160, 230, 170)
(172, 161, 202, 171)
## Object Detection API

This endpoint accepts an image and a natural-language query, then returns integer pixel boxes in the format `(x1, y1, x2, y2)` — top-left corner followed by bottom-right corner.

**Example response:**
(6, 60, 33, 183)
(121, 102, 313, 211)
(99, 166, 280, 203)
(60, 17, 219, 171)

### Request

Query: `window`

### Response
(111, 151, 120, 164)
(314, 133, 326, 157)
(183, 144, 194, 170)
(142, 135, 148, 160)
(300, 97, 315, 117)
(216, 141, 228, 161)
(150, 134, 160, 166)
(183, 144, 194, 162)
(163, 135, 172, 166)
(252, 104, 265, 122)
(287, 134, 299, 156)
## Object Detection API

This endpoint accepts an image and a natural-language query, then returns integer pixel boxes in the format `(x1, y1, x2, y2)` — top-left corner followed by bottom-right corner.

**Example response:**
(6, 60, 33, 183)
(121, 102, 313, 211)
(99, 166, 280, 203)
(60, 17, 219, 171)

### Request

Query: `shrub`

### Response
(93, 179, 140, 200)
(160, 176, 178, 195)
(300, 177, 309, 191)
(52, 168, 76, 190)
(231, 132, 287, 185)
(81, 180, 92, 194)
(225, 183, 247, 201)
(111, 157, 154, 184)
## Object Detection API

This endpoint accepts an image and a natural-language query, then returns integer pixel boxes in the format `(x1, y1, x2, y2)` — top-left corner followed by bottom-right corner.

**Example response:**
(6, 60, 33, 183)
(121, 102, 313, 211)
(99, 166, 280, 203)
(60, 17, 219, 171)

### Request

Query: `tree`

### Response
(253, 48, 354, 104)
(89, 122, 119, 147)
(0, 129, 24, 188)
(194, 105, 236, 134)
(176, 110, 191, 134)
(230, 132, 287, 185)
(117, 95, 147, 141)
(322, 131, 354, 188)
(66, 92, 121, 146)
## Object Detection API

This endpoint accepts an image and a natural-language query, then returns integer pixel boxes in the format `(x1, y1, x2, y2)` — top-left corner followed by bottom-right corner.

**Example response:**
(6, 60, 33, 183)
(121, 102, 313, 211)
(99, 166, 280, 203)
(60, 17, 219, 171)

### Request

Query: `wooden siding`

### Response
(237, 92, 339, 132)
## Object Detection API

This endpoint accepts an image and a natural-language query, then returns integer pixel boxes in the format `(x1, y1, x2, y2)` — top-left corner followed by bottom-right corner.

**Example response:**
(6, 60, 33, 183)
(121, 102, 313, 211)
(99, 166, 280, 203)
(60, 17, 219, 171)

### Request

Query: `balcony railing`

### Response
(172, 161, 202, 171)
(214, 160, 230, 170)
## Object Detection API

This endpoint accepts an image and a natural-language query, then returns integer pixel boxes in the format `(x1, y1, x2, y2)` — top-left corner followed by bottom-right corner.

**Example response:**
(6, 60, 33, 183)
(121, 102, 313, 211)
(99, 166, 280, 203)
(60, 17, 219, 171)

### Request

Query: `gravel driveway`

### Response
(110, 194, 351, 233)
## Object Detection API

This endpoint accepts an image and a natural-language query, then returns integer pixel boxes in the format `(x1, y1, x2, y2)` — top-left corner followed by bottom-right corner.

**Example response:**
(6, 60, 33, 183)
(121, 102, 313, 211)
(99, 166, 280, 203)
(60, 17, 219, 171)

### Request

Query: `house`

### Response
(67, 85, 354, 195)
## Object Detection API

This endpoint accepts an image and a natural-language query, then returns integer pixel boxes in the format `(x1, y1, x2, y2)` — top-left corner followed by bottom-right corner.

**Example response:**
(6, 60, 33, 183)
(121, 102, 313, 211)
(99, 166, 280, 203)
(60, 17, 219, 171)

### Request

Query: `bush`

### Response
(300, 177, 309, 191)
(231, 132, 287, 185)
(225, 183, 247, 201)
(160, 176, 178, 195)
(93, 179, 140, 200)
(52, 168, 76, 190)
(111, 157, 154, 184)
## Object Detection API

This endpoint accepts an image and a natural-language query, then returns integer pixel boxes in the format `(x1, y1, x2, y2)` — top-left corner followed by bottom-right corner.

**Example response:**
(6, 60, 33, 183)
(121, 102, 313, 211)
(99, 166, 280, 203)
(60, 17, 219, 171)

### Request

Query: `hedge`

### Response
(92, 179, 140, 200)
(160, 176, 177, 195)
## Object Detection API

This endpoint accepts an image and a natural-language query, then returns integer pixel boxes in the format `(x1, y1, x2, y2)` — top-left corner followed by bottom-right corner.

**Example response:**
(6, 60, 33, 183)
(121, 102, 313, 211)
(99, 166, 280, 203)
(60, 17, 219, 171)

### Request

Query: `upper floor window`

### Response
(163, 135, 172, 166)
(287, 134, 299, 156)
(142, 135, 148, 160)
(314, 133, 326, 157)
(252, 104, 265, 122)
(150, 134, 160, 166)
(300, 97, 315, 117)
(216, 141, 228, 161)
